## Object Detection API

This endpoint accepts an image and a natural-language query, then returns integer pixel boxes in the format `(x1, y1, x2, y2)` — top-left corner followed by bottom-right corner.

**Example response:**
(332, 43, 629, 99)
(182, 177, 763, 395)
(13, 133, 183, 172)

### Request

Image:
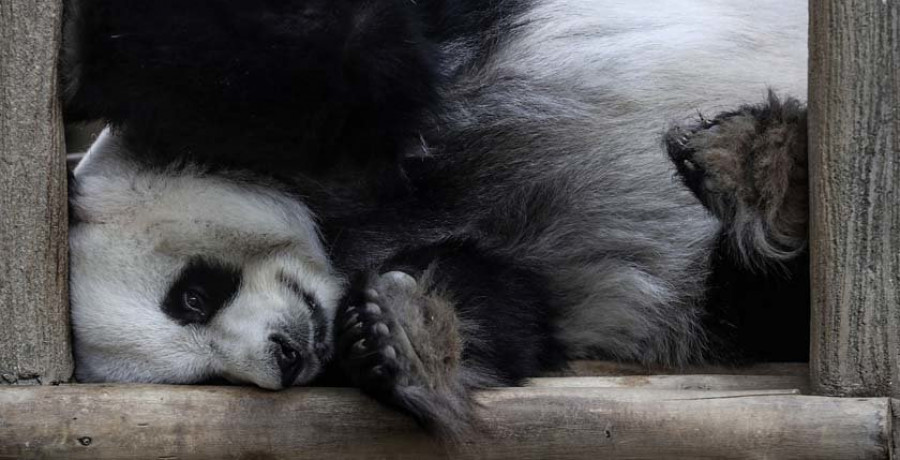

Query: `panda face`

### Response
(69, 134, 344, 389)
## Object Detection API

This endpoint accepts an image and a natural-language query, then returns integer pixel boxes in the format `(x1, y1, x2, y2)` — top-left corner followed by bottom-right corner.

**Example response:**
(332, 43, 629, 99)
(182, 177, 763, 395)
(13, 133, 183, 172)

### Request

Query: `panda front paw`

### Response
(337, 270, 474, 440)
(338, 272, 415, 392)
(665, 92, 809, 269)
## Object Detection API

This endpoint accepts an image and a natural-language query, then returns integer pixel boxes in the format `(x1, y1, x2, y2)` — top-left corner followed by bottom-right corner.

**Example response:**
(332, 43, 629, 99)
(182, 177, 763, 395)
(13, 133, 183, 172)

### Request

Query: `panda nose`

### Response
(270, 334, 304, 387)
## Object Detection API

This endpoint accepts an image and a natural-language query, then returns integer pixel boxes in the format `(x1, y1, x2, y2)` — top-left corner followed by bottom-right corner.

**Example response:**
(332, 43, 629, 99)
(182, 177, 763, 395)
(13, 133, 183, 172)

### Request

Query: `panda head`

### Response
(68, 130, 344, 389)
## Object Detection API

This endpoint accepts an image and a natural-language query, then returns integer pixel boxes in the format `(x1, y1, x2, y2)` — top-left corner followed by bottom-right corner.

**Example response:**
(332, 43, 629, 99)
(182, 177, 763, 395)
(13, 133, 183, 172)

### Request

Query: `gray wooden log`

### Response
(565, 360, 809, 377)
(0, 385, 890, 459)
(809, 0, 900, 397)
(530, 374, 810, 393)
(0, 0, 73, 385)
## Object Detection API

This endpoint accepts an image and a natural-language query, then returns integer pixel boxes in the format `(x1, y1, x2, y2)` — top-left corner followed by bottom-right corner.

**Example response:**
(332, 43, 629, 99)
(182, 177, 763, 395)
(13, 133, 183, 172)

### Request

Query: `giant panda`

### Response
(64, 0, 810, 438)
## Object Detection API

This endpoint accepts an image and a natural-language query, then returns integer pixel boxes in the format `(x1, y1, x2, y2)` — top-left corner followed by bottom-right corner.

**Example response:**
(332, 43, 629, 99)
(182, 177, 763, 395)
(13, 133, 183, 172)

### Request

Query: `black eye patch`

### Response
(162, 258, 242, 326)
(278, 271, 321, 313)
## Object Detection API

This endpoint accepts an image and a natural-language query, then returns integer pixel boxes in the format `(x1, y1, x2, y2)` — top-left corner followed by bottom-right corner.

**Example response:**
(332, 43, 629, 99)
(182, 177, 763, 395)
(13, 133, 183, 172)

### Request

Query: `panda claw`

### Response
(352, 338, 367, 354)
(365, 302, 382, 315)
(665, 118, 712, 202)
(370, 365, 387, 379)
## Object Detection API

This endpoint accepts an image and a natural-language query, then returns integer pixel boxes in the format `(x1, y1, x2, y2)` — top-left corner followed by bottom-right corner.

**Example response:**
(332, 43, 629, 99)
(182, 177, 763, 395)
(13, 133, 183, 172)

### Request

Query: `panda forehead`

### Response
(73, 166, 329, 268)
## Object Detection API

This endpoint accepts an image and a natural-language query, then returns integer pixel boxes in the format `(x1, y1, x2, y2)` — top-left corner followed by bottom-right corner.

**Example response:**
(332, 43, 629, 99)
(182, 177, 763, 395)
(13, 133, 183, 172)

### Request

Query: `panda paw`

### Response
(337, 270, 474, 440)
(665, 92, 809, 269)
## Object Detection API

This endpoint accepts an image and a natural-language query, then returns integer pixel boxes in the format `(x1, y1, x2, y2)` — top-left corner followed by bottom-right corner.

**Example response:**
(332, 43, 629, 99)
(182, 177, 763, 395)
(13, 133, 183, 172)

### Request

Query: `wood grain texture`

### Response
(565, 360, 809, 377)
(531, 374, 810, 393)
(0, 385, 890, 459)
(0, 0, 73, 385)
(809, 0, 900, 397)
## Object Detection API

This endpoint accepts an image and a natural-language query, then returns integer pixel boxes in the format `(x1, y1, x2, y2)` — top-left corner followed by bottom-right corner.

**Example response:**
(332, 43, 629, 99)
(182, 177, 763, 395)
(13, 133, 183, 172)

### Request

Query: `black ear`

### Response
(61, 0, 440, 175)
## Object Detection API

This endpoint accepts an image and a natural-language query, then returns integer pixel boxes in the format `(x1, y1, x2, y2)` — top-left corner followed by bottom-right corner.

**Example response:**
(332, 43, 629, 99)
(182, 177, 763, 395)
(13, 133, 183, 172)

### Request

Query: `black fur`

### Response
(62, 0, 532, 181)
(701, 237, 810, 363)
(63, 0, 438, 176)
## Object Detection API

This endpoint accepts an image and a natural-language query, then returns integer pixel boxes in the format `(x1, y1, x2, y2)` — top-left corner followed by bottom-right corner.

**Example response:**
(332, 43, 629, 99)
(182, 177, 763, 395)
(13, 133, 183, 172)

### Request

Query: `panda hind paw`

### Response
(664, 93, 809, 268)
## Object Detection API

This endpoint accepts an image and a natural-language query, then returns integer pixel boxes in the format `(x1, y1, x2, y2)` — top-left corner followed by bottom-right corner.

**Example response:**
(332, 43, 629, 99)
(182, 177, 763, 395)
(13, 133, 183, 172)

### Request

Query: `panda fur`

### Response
(65, 0, 810, 438)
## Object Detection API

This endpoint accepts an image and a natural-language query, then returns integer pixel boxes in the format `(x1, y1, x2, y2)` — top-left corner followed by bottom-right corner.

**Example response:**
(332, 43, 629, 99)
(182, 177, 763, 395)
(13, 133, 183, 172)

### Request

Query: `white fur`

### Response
(504, 0, 807, 114)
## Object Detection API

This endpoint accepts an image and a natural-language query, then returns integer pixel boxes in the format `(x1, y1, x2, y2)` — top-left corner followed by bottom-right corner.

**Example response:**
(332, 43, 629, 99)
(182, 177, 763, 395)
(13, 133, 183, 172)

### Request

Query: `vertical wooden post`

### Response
(809, 0, 900, 397)
(0, 0, 73, 384)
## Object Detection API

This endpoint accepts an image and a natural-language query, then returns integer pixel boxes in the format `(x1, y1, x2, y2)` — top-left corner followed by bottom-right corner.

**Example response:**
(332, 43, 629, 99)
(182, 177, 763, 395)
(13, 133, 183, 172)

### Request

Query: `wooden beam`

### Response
(531, 374, 810, 393)
(0, 0, 72, 385)
(0, 384, 891, 459)
(565, 360, 809, 377)
(809, 0, 900, 397)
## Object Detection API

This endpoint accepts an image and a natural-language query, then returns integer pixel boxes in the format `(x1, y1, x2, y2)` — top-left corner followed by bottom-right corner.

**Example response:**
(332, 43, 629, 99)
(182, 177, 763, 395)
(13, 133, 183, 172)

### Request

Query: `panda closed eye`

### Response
(161, 258, 242, 326)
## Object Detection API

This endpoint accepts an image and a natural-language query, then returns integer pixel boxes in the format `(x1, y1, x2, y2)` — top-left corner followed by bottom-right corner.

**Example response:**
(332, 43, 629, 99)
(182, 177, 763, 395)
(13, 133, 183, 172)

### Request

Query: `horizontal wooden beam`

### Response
(531, 374, 810, 393)
(565, 360, 809, 377)
(0, 384, 890, 459)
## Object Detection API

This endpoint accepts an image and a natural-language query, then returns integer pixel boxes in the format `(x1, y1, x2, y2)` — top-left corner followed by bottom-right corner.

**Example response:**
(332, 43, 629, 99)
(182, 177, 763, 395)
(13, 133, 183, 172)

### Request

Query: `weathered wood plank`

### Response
(531, 374, 810, 393)
(809, 0, 900, 397)
(0, 0, 72, 385)
(565, 360, 809, 377)
(0, 385, 890, 459)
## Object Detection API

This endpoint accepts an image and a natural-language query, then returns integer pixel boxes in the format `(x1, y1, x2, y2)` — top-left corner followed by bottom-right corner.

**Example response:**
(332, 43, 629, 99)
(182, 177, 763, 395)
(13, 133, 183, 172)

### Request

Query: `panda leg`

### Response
(665, 92, 809, 270)
(335, 241, 564, 440)
(665, 93, 811, 363)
